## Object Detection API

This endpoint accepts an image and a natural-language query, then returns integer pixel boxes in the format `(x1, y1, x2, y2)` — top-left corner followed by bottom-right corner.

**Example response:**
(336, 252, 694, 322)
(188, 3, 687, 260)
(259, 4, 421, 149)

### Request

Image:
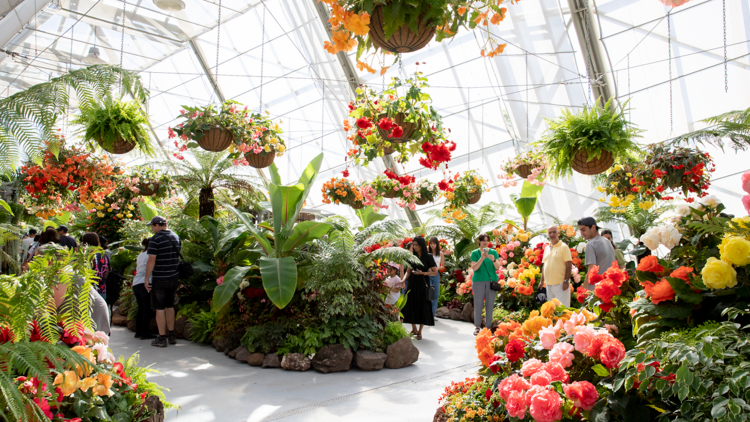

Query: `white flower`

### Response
(640, 228, 661, 251)
(237, 292, 245, 301)
(575, 243, 587, 254)
(675, 204, 691, 217)
(239, 279, 250, 290)
(700, 195, 721, 208)
(659, 226, 682, 250)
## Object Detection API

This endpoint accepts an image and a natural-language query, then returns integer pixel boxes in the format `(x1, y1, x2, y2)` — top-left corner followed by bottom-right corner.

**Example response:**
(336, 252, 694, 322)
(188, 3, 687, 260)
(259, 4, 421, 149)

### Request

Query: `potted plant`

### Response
(439, 170, 488, 222)
(321, 176, 364, 208)
(414, 179, 438, 205)
(234, 112, 287, 169)
(322, 0, 517, 61)
(129, 167, 173, 196)
(497, 150, 548, 187)
(537, 98, 642, 178)
(73, 95, 154, 156)
(170, 100, 247, 152)
(370, 173, 402, 198)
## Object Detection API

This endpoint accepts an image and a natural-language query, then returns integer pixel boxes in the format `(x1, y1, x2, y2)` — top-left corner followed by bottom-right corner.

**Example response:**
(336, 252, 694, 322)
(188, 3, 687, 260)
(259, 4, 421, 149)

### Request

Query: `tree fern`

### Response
(669, 106, 750, 152)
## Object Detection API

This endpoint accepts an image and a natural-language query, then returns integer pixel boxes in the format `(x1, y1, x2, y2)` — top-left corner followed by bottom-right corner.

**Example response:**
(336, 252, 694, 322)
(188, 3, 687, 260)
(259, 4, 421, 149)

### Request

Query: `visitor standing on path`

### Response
(401, 236, 436, 340)
(601, 229, 626, 268)
(578, 217, 615, 290)
(56, 225, 78, 250)
(540, 226, 572, 306)
(81, 233, 110, 300)
(470, 234, 500, 336)
(144, 216, 181, 348)
(21, 228, 36, 262)
(427, 237, 444, 318)
(132, 238, 154, 340)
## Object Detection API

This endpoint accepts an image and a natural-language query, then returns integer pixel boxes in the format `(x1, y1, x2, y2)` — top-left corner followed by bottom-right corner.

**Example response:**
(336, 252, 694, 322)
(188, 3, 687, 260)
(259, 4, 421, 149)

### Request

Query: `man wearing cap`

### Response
(57, 226, 78, 251)
(541, 225, 572, 306)
(578, 217, 616, 290)
(144, 216, 181, 348)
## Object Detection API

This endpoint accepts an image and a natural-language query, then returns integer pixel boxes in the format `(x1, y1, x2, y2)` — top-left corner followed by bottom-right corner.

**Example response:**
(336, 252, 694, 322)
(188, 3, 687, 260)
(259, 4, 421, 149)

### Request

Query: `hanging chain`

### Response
(481, 101, 484, 164)
(215, 0, 222, 94)
(147, 72, 151, 115)
(467, 88, 471, 167)
(525, 51, 529, 145)
(119, 0, 126, 94)
(668, 11, 673, 133)
(627, 54, 630, 122)
(321, 84, 325, 152)
(583, 5, 593, 106)
(259, 3, 266, 112)
(723, 0, 727, 93)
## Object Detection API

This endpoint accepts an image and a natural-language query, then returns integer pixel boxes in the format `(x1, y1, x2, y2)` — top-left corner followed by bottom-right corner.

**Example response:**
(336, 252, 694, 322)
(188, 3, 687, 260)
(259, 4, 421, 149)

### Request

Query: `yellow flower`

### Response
(228, 143, 237, 153)
(638, 201, 654, 210)
(522, 316, 551, 338)
(116, 213, 124, 218)
(719, 236, 750, 267)
(93, 373, 114, 396)
(610, 182, 619, 187)
(78, 377, 97, 392)
(54, 371, 79, 396)
(270, 138, 278, 145)
(596, 186, 605, 193)
(701, 257, 737, 290)
(613, 165, 623, 171)
(278, 145, 286, 152)
(126, 213, 133, 218)
(97, 212, 105, 218)
(264, 144, 271, 153)
(96, 205, 104, 210)
(626, 172, 632, 177)
(127, 204, 135, 210)
(540, 301, 556, 317)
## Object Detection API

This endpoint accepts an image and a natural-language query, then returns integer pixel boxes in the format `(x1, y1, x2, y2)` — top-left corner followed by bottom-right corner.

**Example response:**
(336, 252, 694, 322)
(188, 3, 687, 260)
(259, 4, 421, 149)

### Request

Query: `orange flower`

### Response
(490, 8, 507, 24)
(457, 6, 466, 15)
(343, 12, 370, 36)
(670, 266, 694, 282)
(475, 328, 495, 367)
(641, 279, 676, 305)
(53, 371, 79, 396)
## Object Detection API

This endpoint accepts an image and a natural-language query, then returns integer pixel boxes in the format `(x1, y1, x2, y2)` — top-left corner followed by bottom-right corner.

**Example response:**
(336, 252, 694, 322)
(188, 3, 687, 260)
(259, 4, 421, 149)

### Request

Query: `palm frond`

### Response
(668, 106, 750, 151)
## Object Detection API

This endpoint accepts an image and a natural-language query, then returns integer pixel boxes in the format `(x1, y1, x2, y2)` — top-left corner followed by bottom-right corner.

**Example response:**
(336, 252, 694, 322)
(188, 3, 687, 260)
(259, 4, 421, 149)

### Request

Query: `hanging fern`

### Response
(0, 65, 149, 173)
(669, 106, 750, 151)
(72, 95, 155, 156)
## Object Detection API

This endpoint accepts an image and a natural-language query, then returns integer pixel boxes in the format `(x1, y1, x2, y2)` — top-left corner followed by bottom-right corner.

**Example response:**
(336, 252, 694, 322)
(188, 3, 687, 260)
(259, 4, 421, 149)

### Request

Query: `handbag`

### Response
(426, 282, 436, 302)
(490, 281, 502, 292)
(166, 237, 194, 280)
(534, 285, 548, 305)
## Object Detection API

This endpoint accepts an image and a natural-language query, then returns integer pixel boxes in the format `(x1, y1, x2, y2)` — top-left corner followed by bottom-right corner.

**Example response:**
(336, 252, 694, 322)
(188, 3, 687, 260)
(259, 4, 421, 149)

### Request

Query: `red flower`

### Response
(603, 263, 628, 287)
(587, 266, 604, 285)
(390, 125, 404, 138)
(594, 279, 621, 305)
(356, 117, 373, 129)
(488, 354, 502, 373)
(637, 256, 664, 274)
(600, 338, 626, 368)
(341, 169, 350, 178)
(653, 169, 665, 178)
(505, 339, 525, 362)
(598, 302, 616, 312)
(378, 117, 393, 131)
(669, 266, 694, 282)
(576, 287, 590, 303)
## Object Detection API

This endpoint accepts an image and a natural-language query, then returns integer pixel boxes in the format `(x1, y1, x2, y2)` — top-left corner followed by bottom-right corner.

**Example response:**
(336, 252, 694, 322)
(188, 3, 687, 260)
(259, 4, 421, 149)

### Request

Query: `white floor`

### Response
(109, 319, 480, 422)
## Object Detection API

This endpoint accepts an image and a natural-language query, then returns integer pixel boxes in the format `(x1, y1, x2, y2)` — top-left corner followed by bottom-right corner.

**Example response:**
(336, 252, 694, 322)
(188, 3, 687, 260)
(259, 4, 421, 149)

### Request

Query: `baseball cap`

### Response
(387, 262, 400, 270)
(577, 217, 598, 229)
(146, 216, 168, 226)
(57, 225, 68, 233)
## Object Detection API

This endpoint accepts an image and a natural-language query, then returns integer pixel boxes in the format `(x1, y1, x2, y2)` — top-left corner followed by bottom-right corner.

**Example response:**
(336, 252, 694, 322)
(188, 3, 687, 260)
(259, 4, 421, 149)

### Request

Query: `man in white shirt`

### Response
(21, 229, 37, 262)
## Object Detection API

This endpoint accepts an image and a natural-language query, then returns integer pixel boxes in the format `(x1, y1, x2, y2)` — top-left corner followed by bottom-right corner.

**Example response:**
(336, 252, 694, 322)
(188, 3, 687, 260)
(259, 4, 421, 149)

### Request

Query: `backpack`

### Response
(166, 236, 194, 280)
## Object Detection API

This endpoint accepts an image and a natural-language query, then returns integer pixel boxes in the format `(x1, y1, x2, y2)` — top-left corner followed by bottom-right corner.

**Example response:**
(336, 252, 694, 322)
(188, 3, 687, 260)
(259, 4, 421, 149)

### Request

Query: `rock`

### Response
(449, 308, 463, 321)
(355, 350, 387, 371)
(127, 319, 136, 332)
(248, 353, 265, 366)
(435, 307, 451, 319)
(213, 338, 229, 353)
(173, 316, 188, 339)
(312, 345, 352, 373)
(262, 354, 280, 368)
(235, 346, 251, 362)
(183, 321, 194, 341)
(228, 346, 242, 359)
(433, 407, 449, 422)
(116, 306, 128, 316)
(461, 303, 474, 323)
(111, 313, 128, 327)
(281, 353, 311, 371)
(143, 396, 165, 422)
(385, 337, 419, 369)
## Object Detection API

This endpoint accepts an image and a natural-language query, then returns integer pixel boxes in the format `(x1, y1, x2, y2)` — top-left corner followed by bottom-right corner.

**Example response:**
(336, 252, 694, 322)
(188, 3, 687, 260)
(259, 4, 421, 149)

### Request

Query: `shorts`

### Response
(150, 278, 179, 310)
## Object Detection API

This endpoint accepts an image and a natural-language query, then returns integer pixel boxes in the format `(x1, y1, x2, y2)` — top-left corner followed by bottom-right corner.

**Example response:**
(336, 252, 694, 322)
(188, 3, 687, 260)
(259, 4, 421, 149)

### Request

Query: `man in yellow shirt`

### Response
(540, 225, 573, 306)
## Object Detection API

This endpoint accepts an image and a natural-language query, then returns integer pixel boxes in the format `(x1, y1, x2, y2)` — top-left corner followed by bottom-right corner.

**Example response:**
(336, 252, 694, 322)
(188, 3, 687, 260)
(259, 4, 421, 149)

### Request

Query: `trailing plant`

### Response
(321, 176, 363, 206)
(170, 100, 247, 157)
(440, 170, 489, 222)
(72, 94, 155, 155)
(414, 179, 439, 203)
(230, 111, 286, 164)
(498, 150, 548, 188)
(537, 99, 642, 179)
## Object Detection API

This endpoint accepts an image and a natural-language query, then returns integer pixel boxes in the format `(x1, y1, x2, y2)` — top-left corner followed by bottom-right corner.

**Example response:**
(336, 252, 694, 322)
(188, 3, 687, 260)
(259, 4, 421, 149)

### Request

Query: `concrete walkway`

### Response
(109, 319, 479, 422)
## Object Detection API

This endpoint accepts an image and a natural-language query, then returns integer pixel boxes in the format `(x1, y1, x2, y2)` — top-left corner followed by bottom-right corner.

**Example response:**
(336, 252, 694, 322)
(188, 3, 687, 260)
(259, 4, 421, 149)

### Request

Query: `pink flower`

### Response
(573, 325, 596, 353)
(564, 381, 599, 411)
(600, 338, 626, 369)
(530, 370, 552, 386)
(528, 388, 563, 422)
(407, 203, 416, 211)
(216, 276, 224, 285)
(505, 390, 528, 419)
(521, 358, 544, 377)
(563, 311, 586, 336)
(239, 143, 252, 153)
(549, 342, 575, 368)
(179, 109, 185, 114)
(498, 374, 531, 401)
(742, 171, 750, 194)
(605, 324, 619, 334)
(539, 325, 558, 350)
(743, 195, 750, 215)
(509, 252, 515, 258)
(543, 362, 568, 382)
(93, 331, 109, 345)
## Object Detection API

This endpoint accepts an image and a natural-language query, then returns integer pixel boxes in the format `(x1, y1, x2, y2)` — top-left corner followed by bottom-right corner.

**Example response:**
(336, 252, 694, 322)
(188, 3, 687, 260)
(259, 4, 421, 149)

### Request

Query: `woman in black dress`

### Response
(402, 236, 437, 340)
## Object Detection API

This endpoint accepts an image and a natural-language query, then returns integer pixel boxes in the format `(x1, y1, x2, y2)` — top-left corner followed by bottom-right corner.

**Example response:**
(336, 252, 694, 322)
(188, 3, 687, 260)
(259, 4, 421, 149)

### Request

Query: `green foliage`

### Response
(176, 302, 204, 319)
(537, 98, 642, 179)
(72, 95, 154, 155)
(318, 315, 382, 352)
(659, 321, 722, 345)
(669, 105, 750, 152)
(119, 353, 176, 410)
(381, 321, 409, 346)
(241, 322, 287, 355)
(188, 310, 218, 344)
(0, 65, 147, 173)
(511, 181, 544, 231)
(277, 327, 323, 356)
(593, 199, 674, 239)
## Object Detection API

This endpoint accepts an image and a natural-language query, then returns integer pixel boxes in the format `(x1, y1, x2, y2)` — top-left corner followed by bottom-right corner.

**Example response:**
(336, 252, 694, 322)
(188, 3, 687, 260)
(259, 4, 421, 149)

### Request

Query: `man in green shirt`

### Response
(470, 234, 501, 335)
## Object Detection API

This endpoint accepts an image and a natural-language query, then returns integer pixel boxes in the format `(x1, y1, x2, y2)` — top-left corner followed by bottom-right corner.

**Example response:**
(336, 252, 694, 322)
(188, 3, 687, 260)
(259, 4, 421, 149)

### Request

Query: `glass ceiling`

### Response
(1, 0, 749, 240)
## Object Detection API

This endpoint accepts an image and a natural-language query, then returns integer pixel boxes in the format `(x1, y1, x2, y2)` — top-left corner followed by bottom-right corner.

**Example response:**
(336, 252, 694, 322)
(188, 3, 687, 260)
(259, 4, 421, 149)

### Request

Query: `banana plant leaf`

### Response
(211, 265, 252, 312)
(269, 183, 305, 235)
(260, 256, 297, 309)
(355, 206, 387, 230)
(138, 197, 159, 222)
(281, 221, 333, 254)
(222, 203, 273, 256)
(513, 181, 545, 230)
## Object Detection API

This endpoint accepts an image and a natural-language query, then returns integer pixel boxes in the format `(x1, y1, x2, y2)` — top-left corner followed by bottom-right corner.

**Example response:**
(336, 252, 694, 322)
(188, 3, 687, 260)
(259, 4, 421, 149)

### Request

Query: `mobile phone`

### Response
(483, 247, 489, 253)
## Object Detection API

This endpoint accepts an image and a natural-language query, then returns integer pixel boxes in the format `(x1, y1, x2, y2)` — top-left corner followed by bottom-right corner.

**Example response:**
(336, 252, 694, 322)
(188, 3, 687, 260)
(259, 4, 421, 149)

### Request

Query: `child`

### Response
(384, 263, 405, 306)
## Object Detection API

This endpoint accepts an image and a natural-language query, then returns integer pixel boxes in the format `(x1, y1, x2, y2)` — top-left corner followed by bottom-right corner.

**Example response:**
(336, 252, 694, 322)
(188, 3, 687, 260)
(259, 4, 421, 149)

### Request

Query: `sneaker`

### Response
(167, 331, 176, 345)
(151, 336, 167, 348)
(134, 332, 142, 338)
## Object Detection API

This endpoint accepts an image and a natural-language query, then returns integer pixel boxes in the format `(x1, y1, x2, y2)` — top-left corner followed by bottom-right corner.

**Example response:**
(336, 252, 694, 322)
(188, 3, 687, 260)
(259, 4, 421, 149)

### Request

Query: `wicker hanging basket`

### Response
(382, 143, 395, 155)
(197, 128, 233, 152)
(350, 200, 365, 210)
(467, 191, 482, 205)
(415, 197, 429, 206)
(99, 136, 136, 155)
(383, 187, 399, 199)
(138, 182, 161, 196)
(245, 152, 276, 169)
(369, 5, 436, 54)
(515, 164, 533, 179)
(377, 113, 420, 143)
(571, 149, 614, 175)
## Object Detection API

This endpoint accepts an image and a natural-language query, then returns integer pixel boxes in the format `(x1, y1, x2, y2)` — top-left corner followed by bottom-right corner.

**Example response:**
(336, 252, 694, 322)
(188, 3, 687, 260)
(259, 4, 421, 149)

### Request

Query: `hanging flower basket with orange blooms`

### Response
(321, 0, 519, 71)
(321, 177, 364, 208)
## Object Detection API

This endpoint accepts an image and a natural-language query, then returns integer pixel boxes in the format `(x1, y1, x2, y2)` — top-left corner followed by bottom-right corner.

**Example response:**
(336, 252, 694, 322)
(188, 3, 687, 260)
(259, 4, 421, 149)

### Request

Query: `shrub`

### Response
(241, 322, 287, 355)
(188, 310, 218, 344)
(381, 321, 409, 346)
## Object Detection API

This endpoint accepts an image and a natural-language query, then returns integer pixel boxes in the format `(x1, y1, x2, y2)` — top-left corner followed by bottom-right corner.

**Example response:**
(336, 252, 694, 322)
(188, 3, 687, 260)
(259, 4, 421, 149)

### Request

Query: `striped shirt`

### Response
(147, 230, 181, 282)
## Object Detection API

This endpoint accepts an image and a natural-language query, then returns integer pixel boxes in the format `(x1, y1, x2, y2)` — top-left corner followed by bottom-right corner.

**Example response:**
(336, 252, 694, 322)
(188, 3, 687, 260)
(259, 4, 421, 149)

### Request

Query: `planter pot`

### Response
(369, 5, 437, 54)
(99, 136, 135, 155)
(197, 127, 233, 152)
(382, 143, 395, 155)
(467, 191, 482, 205)
(571, 149, 614, 175)
(245, 152, 276, 169)
(415, 197, 429, 206)
(138, 181, 160, 196)
(515, 164, 532, 179)
(377, 113, 420, 143)
(383, 187, 399, 198)
(350, 201, 365, 210)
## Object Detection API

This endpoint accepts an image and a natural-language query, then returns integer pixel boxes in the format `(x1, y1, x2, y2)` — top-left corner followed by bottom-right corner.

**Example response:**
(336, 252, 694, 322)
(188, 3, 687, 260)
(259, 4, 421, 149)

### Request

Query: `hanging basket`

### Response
(197, 128, 233, 152)
(467, 191, 482, 205)
(571, 149, 614, 175)
(98, 136, 135, 155)
(515, 164, 533, 179)
(415, 197, 429, 206)
(138, 182, 161, 196)
(369, 5, 437, 54)
(349, 200, 365, 210)
(245, 152, 276, 169)
(377, 113, 420, 143)
(382, 143, 395, 155)
(384, 187, 399, 199)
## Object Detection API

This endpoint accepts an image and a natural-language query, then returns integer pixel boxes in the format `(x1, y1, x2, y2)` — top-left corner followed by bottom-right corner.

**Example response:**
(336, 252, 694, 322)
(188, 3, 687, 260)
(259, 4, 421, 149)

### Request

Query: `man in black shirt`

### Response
(144, 216, 181, 348)
(57, 226, 78, 250)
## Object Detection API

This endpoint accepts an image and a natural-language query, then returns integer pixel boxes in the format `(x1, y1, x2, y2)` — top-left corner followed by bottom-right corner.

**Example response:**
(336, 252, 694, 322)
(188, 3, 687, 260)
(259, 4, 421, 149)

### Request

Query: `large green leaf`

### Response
(260, 256, 297, 309)
(269, 183, 305, 235)
(138, 197, 159, 221)
(200, 216, 220, 250)
(514, 197, 539, 219)
(221, 202, 273, 256)
(284, 153, 324, 231)
(281, 221, 333, 253)
(211, 266, 252, 312)
(0, 199, 13, 215)
(355, 206, 387, 229)
(268, 162, 282, 185)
